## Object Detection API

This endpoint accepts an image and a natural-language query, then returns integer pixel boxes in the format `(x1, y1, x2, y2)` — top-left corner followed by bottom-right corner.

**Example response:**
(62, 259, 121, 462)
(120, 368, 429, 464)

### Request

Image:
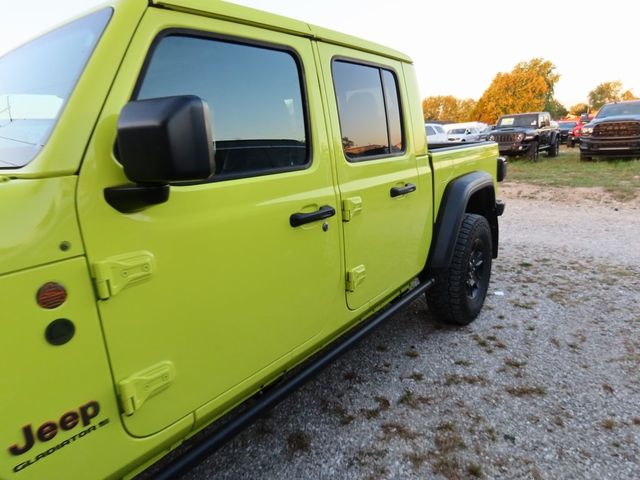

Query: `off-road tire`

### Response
(548, 138, 559, 157)
(527, 140, 539, 161)
(426, 214, 493, 326)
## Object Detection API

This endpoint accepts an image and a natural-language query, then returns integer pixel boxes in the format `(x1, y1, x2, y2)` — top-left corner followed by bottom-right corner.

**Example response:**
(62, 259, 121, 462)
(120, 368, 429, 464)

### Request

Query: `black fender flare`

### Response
(426, 171, 497, 271)
(549, 131, 559, 145)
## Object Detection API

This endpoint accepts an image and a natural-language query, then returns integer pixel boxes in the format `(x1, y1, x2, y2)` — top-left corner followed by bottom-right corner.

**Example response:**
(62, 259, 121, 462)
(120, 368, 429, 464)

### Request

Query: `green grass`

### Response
(506, 147, 640, 201)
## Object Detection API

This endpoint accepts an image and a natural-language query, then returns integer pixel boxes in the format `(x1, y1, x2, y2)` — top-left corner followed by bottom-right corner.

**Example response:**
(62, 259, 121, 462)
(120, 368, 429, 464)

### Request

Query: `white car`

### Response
(424, 123, 448, 144)
(447, 127, 481, 142)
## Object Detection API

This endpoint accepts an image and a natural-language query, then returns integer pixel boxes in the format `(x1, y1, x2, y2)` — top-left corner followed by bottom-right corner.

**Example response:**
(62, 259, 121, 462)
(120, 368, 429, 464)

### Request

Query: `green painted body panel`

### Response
(0, 177, 83, 276)
(0, 258, 193, 480)
(0, 0, 500, 478)
(151, 0, 412, 62)
(430, 143, 500, 218)
(76, 8, 345, 438)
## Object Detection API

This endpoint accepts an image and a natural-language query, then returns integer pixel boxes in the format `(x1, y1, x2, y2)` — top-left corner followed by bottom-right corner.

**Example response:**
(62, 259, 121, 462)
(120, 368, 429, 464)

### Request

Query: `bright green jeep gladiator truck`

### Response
(0, 1, 506, 478)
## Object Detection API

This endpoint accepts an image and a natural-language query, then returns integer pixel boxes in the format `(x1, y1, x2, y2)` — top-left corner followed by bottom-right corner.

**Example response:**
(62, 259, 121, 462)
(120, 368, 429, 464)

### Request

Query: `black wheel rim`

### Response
(467, 239, 486, 300)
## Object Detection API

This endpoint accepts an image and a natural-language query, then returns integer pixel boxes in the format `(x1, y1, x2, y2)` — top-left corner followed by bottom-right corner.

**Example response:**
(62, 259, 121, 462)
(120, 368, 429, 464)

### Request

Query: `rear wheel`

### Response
(527, 140, 539, 161)
(426, 214, 493, 326)
(548, 138, 559, 157)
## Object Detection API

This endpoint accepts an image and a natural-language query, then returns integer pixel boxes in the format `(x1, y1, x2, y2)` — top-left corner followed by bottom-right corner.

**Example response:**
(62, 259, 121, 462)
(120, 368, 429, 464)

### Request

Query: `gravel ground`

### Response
(147, 184, 640, 480)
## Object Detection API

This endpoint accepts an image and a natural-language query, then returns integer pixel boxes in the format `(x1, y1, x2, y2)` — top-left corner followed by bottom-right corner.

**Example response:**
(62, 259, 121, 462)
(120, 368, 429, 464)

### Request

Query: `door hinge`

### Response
(93, 251, 156, 300)
(346, 265, 366, 292)
(341, 197, 363, 222)
(118, 361, 175, 416)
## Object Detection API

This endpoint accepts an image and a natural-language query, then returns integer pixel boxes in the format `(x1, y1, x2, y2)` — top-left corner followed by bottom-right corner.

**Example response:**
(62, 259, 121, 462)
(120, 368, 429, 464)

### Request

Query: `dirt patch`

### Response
(500, 181, 640, 208)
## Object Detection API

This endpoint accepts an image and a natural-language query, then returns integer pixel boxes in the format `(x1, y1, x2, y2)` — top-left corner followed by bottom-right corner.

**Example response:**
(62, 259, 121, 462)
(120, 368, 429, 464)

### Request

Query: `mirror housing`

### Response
(117, 95, 215, 184)
(106, 96, 215, 213)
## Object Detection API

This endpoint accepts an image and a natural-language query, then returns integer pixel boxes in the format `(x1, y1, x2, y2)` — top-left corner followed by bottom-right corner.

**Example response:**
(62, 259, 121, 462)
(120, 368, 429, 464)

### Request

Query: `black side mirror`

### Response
(105, 95, 215, 212)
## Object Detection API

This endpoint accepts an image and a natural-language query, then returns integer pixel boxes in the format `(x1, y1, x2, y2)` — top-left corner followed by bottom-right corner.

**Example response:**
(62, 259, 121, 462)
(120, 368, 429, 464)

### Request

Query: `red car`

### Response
(568, 114, 595, 148)
(568, 122, 583, 147)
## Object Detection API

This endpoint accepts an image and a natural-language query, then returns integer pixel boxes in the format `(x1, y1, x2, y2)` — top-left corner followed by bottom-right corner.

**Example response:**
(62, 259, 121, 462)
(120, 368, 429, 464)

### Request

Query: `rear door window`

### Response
(332, 60, 404, 161)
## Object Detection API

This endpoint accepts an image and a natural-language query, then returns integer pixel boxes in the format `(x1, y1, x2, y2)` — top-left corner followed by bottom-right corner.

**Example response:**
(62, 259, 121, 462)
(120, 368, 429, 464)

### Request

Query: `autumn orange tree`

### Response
(422, 95, 477, 122)
(473, 58, 561, 124)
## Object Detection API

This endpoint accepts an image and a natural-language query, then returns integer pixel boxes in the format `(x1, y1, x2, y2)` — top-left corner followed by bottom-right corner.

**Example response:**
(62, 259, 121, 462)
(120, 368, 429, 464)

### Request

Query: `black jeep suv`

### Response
(580, 100, 640, 161)
(489, 112, 561, 161)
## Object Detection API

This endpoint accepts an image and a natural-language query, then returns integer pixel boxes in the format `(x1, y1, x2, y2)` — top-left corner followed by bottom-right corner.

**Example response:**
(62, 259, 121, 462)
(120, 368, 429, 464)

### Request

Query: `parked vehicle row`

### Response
(557, 120, 578, 145)
(579, 100, 640, 161)
(488, 101, 640, 161)
(487, 112, 560, 161)
(424, 122, 488, 144)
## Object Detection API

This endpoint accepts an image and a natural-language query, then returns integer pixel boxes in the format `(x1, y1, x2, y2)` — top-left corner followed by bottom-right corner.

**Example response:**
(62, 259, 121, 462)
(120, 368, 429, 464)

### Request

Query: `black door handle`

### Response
(390, 183, 417, 198)
(290, 205, 336, 227)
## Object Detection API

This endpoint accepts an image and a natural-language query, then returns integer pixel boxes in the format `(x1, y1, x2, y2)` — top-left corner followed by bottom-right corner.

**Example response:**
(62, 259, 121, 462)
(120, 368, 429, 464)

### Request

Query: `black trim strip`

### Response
(151, 277, 435, 480)
(427, 171, 495, 270)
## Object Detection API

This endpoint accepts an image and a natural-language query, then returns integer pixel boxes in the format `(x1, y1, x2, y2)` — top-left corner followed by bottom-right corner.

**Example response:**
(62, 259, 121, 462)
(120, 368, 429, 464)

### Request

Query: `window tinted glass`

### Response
(382, 69, 403, 153)
(425, 126, 435, 135)
(498, 114, 538, 127)
(333, 61, 389, 159)
(137, 35, 307, 178)
(0, 9, 111, 168)
(435, 125, 445, 134)
(597, 102, 640, 118)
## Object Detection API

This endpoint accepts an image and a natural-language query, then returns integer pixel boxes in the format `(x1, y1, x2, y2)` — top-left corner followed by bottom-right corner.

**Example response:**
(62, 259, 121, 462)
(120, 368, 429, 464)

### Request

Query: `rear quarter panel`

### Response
(429, 142, 499, 218)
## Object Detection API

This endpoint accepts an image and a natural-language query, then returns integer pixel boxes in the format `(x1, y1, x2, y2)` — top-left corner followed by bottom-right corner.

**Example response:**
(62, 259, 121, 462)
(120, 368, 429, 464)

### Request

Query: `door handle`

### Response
(390, 183, 417, 198)
(290, 205, 336, 227)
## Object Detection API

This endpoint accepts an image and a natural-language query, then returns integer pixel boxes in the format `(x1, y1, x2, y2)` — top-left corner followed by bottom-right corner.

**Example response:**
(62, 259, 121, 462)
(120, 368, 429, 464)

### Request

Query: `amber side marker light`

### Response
(37, 282, 68, 309)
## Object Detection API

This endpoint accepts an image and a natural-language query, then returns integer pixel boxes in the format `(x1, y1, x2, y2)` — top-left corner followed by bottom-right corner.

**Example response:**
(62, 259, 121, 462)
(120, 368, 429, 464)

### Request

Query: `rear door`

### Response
(76, 8, 341, 437)
(317, 44, 428, 309)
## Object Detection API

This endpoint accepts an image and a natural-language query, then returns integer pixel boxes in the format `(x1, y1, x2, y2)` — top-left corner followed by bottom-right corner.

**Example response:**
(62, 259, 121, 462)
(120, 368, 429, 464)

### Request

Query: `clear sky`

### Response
(1, 0, 638, 109)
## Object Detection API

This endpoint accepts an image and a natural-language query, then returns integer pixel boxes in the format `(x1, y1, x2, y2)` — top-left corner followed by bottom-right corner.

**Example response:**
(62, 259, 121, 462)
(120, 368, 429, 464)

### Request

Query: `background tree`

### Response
(422, 95, 477, 122)
(546, 98, 568, 119)
(569, 103, 589, 116)
(514, 58, 560, 112)
(588, 81, 623, 110)
(473, 58, 559, 124)
(622, 89, 638, 101)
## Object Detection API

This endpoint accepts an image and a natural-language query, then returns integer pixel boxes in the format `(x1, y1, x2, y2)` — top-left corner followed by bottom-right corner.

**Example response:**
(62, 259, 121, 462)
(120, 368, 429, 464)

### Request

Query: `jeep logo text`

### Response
(8, 401, 100, 456)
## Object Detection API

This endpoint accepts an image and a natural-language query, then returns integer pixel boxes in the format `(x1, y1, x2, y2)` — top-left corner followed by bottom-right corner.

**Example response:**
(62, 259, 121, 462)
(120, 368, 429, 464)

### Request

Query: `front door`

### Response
(77, 9, 341, 437)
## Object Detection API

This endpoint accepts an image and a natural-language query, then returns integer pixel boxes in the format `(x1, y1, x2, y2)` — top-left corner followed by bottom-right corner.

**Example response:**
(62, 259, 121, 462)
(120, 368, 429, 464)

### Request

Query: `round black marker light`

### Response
(45, 319, 75, 346)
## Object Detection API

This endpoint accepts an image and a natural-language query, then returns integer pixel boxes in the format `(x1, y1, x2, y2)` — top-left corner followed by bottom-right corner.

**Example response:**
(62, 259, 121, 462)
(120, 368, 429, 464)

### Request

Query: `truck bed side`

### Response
(429, 142, 500, 219)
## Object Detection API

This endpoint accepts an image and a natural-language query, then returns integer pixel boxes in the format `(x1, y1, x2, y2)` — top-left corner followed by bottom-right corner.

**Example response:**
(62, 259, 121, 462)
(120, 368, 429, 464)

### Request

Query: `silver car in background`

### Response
(425, 123, 448, 144)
